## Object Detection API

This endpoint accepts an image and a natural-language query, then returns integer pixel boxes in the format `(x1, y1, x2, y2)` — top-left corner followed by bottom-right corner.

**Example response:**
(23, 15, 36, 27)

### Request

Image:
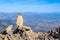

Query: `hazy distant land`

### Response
(0, 12, 60, 32)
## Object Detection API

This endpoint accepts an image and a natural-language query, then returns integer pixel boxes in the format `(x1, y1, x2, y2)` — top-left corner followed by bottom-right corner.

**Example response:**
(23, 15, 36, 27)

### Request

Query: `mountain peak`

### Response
(0, 14, 60, 40)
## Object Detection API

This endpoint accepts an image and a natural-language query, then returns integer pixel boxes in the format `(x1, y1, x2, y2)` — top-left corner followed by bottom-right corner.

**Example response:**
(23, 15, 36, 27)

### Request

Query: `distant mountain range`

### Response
(0, 12, 60, 32)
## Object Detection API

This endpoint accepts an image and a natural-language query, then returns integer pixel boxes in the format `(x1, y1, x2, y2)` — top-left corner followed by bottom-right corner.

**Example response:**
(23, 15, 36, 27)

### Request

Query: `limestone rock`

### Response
(0, 34, 5, 38)
(16, 14, 23, 29)
(22, 26, 32, 32)
(4, 35, 9, 40)
(0, 38, 3, 40)
(6, 25, 13, 33)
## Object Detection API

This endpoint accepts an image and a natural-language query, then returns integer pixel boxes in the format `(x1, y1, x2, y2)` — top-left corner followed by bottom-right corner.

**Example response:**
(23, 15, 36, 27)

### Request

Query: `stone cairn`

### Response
(16, 14, 23, 29)
(16, 14, 32, 32)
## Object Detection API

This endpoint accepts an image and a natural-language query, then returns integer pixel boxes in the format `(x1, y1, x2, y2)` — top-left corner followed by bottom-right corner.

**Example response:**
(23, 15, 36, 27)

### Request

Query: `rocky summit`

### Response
(0, 13, 60, 40)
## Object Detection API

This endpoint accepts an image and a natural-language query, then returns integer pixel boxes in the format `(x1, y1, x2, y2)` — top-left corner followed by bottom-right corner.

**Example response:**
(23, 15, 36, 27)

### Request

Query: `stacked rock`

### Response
(16, 14, 23, 29)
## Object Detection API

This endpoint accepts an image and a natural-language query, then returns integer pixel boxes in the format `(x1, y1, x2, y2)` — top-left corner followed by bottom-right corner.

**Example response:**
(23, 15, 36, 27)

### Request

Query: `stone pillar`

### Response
(16, 14, 23, 29)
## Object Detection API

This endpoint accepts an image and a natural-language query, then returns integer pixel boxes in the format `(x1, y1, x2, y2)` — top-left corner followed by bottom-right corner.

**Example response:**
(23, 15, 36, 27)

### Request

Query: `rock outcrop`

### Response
(6, 25, 13, 33)
(16, 14, 23, 29)
(0, 13, 60, 40)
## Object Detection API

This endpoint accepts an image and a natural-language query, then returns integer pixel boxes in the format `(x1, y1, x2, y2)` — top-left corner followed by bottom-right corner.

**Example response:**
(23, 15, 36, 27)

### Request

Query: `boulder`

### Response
(22, 26, 32, 31)
(6, 25, 13, 34)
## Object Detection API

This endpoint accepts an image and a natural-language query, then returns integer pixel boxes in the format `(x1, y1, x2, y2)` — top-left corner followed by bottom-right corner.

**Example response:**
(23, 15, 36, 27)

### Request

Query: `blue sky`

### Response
(0, 0, 60, 13)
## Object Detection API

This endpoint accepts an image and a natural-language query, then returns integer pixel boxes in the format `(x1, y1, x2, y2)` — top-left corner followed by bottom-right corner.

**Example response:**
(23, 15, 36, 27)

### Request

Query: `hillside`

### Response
(0, 13, 60, 40)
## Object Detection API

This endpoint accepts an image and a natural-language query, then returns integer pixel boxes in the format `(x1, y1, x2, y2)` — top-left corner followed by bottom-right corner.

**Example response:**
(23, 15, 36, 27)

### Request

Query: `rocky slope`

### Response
(0, 14, 60, 40)
(0, 25, 60, 40)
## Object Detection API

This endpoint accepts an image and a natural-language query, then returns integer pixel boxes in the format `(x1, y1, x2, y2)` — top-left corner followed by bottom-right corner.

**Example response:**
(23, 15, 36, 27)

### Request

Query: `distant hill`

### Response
(0, 12, 60, 32)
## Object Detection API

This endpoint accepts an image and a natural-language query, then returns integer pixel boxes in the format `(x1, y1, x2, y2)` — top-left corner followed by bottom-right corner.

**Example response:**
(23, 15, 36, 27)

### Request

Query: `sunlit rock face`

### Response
(4, 35, 9, 40)
(16, 14, 23, 29)
(6, 25, 13, 33)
